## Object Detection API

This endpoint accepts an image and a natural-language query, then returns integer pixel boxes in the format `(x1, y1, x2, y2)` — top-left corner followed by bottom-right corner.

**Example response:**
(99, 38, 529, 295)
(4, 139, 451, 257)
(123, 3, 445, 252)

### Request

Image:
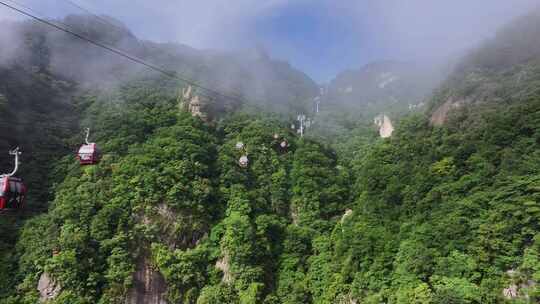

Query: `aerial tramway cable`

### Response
(0, 0, 312, 130)
(0, 0, 283, 214)
(0, 0, 248, 104)
(57, 0, 247, 101)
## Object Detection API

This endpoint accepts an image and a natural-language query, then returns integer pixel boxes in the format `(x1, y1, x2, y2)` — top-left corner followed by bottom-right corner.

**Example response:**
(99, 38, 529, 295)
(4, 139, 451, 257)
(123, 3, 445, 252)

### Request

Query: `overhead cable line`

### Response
(5, 0, 74, 29)
(0, 0, 247, 104)
(57, 0, 246, 101)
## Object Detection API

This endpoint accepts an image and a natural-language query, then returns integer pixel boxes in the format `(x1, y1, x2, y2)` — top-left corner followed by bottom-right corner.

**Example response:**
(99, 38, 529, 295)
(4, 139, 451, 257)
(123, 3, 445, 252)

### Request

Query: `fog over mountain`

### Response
(0, 0, 537, 81)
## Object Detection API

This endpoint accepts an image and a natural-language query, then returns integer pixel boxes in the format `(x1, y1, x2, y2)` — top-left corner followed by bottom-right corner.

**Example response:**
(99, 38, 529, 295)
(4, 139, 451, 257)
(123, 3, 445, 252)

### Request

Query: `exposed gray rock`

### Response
(216, 253, 232, 284)
(374, 114, 394, 138)
(180, 85, 210, 121)
(126, 257, 168, 304)
(502, 269, 537, 301)
(430, 97, 466, 126)
(37, 272, 61, 303)
(341, 209, 353, 224)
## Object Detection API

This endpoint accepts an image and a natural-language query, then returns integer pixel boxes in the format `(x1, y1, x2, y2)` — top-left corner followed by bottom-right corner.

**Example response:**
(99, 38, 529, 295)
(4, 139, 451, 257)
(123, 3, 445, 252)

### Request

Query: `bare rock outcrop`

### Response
(140, 203, 207, 250)
(374, 114, 394, 138)
(336, 292, 358, 304)
(126, 256, 168, 304)
(37, 272, 61, 303)
(430, 97, 466, 126)
(180, 85, 210, 121)
(216, 253, 233, 284)
(290, 205, 299, 226)
(341, 209, 353, 224)
(502, 269, 537, 301)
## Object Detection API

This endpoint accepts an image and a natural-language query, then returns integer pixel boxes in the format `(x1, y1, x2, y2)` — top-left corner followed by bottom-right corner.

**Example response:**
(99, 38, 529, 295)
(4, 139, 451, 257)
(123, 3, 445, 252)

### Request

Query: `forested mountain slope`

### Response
(430, 10, 540, 125)
(0, 14, 317, 303)
(5, 80, 539, 304)
(0, 13, 319, 285)
(307, 61, 446, 149)
(1, 9, 540, 304)
(0, 14, 319, 208)
(0, 15, 318, 112)
(0, 13, 319, 205)
(325, 61, 442, 113)
(2, 86, 350, 303)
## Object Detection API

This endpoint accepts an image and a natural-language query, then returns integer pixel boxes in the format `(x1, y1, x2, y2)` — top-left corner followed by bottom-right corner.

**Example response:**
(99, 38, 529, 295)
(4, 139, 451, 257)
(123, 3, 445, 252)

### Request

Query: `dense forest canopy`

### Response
(0, 8, 540, 304)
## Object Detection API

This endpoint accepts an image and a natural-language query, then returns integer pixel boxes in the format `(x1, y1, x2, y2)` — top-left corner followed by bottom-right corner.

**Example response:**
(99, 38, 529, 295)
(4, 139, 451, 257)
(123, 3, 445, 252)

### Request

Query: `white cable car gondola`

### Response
(239, 155, 249, 168)
(235, 142, 245, 150)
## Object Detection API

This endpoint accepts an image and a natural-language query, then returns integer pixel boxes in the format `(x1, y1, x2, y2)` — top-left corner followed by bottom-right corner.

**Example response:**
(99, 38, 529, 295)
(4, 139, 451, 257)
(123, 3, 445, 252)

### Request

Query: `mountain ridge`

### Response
(1, 10, 540, 304)
(428, 9, 540, 125)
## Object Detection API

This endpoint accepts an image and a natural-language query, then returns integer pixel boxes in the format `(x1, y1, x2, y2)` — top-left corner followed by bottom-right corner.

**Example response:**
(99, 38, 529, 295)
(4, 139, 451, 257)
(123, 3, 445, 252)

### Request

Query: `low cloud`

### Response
(0, 0, 538, 80)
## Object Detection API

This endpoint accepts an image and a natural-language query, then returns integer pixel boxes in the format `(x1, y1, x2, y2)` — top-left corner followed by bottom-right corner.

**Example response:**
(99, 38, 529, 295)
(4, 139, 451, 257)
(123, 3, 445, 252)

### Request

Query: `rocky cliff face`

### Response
(374, 114, 394, 138)
(325, 61, 443, 111)
(180, 85, 211, 121)
(216, 253, 232, 284)
(430, 97, 466, 126)
(126, 256, 168, 304)
(502, 269, 537, 301)
(427, 10, 540, 126)
(37, 272, 61, 303)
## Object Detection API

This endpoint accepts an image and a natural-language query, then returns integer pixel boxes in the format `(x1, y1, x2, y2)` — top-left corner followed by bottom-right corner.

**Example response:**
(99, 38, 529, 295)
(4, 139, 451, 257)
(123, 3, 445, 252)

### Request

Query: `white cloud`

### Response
(0, 0, 538, 79)
(365, 0, 540, 61)
(59, 0, 292, 48)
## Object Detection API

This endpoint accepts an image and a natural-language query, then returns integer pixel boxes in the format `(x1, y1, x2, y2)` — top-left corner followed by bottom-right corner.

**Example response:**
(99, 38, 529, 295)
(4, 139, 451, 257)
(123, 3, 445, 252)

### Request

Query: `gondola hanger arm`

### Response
(5, 147, 21, 177)
(85, 128, 91, 145)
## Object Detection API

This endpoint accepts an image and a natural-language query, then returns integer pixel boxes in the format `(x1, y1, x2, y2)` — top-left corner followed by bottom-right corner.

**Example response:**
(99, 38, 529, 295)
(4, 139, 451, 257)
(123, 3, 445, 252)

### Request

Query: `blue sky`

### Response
(0, 0, 538, 82)
(251, 1, 386, 81)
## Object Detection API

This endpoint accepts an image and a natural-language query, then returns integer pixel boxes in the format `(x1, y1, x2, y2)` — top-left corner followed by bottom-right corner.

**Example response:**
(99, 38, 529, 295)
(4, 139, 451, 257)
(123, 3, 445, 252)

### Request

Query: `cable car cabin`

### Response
(0, 176, 26, 210)
(236, 142, 245, 150)
(77, 143, 101, 165)
(239, 155, 249, 168)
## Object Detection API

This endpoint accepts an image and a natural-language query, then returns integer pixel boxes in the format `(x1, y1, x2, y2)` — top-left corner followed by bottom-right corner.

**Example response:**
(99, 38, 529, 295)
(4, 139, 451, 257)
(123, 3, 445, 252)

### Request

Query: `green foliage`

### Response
(197, 284, 238, 304)
(152, 243, 209, 303)
(5, 93, 539, 303)
(290, 140, 347, 228)
(519, 234, 540, 300)
(3, 12, 540, 303)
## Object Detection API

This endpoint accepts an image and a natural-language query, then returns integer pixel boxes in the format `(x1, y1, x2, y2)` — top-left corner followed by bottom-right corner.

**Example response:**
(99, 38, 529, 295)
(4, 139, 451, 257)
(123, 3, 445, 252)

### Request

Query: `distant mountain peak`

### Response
(61, 14, 137, 44)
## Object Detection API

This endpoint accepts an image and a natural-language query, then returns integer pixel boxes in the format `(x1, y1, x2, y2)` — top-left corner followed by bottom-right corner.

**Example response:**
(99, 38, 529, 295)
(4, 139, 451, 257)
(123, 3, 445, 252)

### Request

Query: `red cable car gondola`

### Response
(77, 143, 101, 165)
(0, 148, 26, 211)
(0, 176, 26, 210)
(77, 128, 101, 165)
